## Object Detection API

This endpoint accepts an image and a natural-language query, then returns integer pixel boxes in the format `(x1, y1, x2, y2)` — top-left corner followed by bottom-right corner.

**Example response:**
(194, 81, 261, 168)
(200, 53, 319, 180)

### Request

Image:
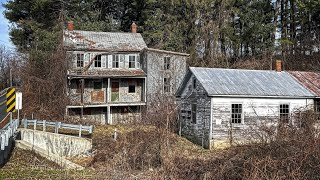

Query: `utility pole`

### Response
(9, 68, 12, 87)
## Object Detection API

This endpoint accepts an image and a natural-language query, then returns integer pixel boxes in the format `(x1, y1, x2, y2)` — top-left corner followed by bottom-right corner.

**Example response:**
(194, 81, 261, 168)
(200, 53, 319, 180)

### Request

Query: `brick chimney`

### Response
(67, 21, 74, 31)
(275, 59, 282, 72)
(131, 22, 137, 33)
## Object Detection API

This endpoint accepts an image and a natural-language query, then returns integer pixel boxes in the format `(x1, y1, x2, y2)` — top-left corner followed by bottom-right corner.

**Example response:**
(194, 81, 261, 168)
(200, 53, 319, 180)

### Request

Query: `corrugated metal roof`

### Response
(63, 30, 147, 51)
(190, 67, 315, 97)
(289, 71, 320, 97)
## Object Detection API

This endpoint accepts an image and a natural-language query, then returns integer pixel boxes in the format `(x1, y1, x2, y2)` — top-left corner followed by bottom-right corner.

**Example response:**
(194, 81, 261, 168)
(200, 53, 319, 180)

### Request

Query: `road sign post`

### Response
(15, 92, 22, 120)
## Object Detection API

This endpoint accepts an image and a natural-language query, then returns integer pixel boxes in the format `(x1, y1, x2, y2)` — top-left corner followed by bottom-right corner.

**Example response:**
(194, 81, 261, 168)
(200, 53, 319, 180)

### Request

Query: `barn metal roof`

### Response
(63, 30, 147, 52)
(289, 71, 320, 97)
(188, 67, 315, 97)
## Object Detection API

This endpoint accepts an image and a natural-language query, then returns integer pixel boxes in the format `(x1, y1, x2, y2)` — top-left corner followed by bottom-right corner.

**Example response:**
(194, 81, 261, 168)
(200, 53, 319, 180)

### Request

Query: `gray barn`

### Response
(177, 67, 316, 149)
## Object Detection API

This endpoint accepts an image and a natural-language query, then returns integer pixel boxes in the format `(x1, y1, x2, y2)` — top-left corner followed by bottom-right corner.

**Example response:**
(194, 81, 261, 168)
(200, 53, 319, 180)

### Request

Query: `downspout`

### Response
(209, 96, 213, 149)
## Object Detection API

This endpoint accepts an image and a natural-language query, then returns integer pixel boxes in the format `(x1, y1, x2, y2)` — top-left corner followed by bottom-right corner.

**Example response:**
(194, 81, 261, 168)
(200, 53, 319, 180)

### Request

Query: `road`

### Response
(0, 93, 7, 121)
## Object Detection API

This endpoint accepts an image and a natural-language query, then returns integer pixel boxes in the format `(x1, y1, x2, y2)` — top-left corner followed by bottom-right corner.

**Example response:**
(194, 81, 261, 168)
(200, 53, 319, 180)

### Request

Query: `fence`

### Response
(0, 119, 19, 150)
(23, 119, 93, 137)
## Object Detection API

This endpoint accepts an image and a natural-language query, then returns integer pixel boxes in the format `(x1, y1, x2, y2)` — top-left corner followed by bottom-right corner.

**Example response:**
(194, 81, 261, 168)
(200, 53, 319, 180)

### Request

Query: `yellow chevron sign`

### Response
(6, 88, 16, 113)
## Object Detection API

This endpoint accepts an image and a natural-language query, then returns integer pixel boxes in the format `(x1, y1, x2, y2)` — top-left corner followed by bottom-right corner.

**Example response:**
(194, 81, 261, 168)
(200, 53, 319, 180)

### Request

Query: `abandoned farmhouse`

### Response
(62, 21, 320, 149)
(63, 22, 188, 124)
(177, 64, 320, 149)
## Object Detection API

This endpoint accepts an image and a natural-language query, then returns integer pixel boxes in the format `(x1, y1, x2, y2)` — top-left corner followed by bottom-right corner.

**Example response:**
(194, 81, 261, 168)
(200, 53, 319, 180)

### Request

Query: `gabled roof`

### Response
(289, 71, 320, 97)
(63, 30, 147, 52)
(177, 67, 315, 98)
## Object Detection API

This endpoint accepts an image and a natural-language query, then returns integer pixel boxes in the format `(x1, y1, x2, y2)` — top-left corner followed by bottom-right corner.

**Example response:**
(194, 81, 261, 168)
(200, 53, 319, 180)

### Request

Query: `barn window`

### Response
(164, 78, 171, 93)
(128, 85, 135, 93)
(164, 56, 170, 70)
(94, 55, 102, 67)
(315, 100, 320, 120)
(76, 53, 84, 67)
(280, 104, 290, 123)
(231, 104, 242, 124)
(129, 55, 136, 68)
(191, 104, 197, 124)
(193, 77, 197, 89)
(112, 55, 119, 68)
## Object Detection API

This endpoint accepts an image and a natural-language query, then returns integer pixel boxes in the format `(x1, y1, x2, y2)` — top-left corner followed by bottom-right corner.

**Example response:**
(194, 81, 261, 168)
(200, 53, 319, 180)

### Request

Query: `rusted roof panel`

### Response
(289, 71, 320, 97)
(68, 68, 146, 78)
(190, 67, 315, 97)
(63, 30, 147, 51)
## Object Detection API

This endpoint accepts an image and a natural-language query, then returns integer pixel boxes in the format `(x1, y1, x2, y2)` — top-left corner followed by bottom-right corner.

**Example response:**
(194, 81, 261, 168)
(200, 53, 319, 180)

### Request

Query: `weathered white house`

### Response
(177, 67, 316, 149)
(63, 22, 188, 124)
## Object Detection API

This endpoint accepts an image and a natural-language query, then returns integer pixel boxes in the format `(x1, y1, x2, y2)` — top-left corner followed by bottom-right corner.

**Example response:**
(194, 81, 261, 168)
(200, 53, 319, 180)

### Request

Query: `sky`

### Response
(0, 0, 14, 49)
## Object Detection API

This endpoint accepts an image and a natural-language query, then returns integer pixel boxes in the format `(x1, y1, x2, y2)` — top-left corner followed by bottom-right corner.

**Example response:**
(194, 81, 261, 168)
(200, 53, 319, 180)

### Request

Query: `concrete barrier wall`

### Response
(0, 137, 13, 166)
(20, 128, 92, 157)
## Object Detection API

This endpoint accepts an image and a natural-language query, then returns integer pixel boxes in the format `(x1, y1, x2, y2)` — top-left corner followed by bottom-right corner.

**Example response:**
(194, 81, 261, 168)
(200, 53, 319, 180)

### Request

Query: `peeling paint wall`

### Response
(142, 50, 187, 102)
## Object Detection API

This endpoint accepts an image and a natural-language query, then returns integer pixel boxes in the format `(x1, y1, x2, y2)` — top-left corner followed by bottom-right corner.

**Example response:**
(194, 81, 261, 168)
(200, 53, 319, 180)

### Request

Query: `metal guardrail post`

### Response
(43, 120, 46, 132)
(79, 124, 82, 137)
(24, 119, 27, 129)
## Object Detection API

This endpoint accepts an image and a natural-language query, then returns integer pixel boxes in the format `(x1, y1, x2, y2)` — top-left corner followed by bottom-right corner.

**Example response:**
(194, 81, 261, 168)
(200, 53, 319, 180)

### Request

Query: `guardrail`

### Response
(23, 119, 93, 137)
(0, 119, 19, 150)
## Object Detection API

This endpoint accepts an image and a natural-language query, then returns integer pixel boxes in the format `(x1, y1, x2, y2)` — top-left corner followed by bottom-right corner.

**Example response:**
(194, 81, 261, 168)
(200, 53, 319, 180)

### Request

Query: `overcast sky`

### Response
(0, 0, 14, 49)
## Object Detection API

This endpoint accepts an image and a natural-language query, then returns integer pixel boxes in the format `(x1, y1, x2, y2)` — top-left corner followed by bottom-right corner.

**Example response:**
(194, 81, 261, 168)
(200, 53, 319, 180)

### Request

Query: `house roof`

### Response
(177, 67, 315, 98)
(144, 48, 190, 56)
(68, 69, 146, 78)
(63, 30, 147, 52)
(289, 71, 320, 97)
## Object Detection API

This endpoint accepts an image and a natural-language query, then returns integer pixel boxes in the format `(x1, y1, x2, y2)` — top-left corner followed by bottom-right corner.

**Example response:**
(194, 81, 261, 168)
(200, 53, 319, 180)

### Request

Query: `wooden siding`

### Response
(179, 74, 315, 149)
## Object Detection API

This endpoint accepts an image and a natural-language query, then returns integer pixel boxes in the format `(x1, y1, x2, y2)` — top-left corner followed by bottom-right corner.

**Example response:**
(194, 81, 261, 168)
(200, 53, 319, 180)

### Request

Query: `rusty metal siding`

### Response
(289, 71, 320, 97)
(189, 67, 315, 97)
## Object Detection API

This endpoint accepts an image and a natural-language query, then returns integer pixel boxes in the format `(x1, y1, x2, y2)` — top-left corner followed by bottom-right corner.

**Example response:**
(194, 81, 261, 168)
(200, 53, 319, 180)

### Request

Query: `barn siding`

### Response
(180, 74, 211, 148)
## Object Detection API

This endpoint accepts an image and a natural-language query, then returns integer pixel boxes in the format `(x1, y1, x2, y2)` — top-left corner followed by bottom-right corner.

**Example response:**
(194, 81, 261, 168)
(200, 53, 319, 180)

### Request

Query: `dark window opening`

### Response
(191, 104, 197, 124)
(164, 57, 170, 70)
(129, 55, 136, 68)
(231, 104, 242, 124)
(193, 77, 197, 89)
(94, 81, 102, 90)
(129, 85, 135, 93)
(94, 55, 102, 67)
(164, 77, 171, 93)
(280, 104, 290, 123)
(76, 53, 84, 67)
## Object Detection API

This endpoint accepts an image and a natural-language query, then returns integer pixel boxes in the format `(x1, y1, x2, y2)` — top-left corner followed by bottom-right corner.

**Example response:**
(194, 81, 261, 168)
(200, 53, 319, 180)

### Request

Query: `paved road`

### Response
(0, 94, 7, 121)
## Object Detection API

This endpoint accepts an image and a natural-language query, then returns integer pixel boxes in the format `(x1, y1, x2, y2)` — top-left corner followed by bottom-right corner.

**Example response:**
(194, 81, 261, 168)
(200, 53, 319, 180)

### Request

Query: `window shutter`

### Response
(120, 55, 125, 68)
(107, 55, 112, 68)
(124, 55, 129, 69)
(84, 53, 90, 67)
(102, 55, 106, 68)
(136, 55, 140, 68)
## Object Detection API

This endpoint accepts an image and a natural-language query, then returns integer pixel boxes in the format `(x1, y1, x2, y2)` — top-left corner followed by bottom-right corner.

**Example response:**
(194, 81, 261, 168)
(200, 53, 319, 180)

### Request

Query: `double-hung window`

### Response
(164, 57, 170, 70)
(112, 55, 119, 68)
(129, 55, 136, 68)
(231, 104, 242, 124)
(76, 53, 84, 67)
(280, 104, 290, 123)
(94, 55, 102, 67)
